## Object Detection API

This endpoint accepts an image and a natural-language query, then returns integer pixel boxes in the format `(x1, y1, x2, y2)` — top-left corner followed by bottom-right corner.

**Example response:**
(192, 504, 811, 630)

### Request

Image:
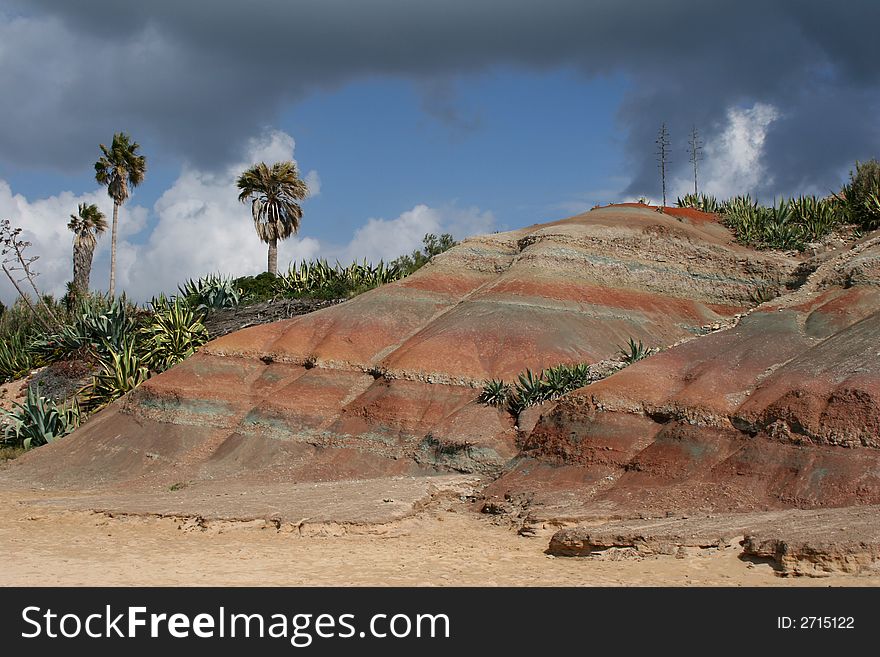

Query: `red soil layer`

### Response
(608, 202, 720, 224)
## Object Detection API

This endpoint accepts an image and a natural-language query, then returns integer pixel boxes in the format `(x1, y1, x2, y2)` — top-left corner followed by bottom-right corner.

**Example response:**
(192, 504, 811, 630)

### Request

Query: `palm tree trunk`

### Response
(268, 237, 278, 275)
(73, 240, 95, 295)
(109, 201, 119, 298)
(83, 241, 95, 292)
(72, 242, 80, 292)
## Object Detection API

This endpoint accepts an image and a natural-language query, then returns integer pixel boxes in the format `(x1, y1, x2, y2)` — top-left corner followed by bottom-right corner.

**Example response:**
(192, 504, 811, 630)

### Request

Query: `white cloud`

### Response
(0, 180, 148, 304)
(0, 128, 495, 305)
(670, 102, 781, 201)
(0, 129, 321, 305)
(243, 130, 296, 166)
(339, 204, 495, 263)
(304, 170, 321, 197)
(119, 130, 322, 299)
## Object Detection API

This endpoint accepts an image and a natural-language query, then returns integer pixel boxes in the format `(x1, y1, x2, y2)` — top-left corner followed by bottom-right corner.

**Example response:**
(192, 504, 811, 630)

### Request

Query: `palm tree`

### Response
(94, 132, 146, 297)
(68, 202, 108, 296)
(236, 161, 309, 275)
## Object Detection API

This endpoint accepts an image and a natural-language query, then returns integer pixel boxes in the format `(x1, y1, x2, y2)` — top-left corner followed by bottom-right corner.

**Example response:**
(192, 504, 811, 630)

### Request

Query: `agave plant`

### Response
(542, 363, 592, 397)
(139, 298, 209, 372)
(484, 362, 595, 414)
(179, 274, 241, 311)
(617, 338, 651, 365)
(506, 390, 527, 417)
(759, 199, 805, 250)
(478, 379, 510, 407)
(749, 284, 779, 305)
(0, 330, 40, 383)
(720, 195, 763, 245)
(864, 193, 880, 229)
(512, 369, 549, 408)
(541, 365, 573, 399)
(31, 297, 134, 361)
(676, 193, 720, 213)
(789, 196, 841, 241)
(280, 258, 404, 298)
(81, 339, 150, 410)
(1, 384, 80, 450)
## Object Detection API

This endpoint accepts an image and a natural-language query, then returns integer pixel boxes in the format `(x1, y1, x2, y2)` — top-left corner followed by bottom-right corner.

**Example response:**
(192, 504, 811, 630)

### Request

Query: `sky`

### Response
(1, 0, 879, 304)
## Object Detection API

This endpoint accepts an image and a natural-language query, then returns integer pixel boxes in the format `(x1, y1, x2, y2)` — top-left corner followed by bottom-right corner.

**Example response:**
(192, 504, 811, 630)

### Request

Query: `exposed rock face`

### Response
(487, 235, 880, 520)
(547, 505, 880, 576)
(2, 205, 793, 491)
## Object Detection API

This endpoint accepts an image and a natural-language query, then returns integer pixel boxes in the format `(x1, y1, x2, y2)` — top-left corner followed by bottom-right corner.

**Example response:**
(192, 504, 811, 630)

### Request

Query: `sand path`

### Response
(1, 488, 877, 587)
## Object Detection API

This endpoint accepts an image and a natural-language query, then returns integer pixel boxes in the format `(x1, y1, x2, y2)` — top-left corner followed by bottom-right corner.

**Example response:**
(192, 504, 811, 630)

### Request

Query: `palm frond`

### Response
(94, 132, 146, 204)
(237, 160, 309, 244)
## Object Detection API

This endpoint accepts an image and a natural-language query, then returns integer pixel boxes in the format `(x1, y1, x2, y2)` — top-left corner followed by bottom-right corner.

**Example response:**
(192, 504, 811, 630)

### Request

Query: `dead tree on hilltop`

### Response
(1, 218, 59, 329)
(688, 125, 704, 196)
(656, 123, 671, 207)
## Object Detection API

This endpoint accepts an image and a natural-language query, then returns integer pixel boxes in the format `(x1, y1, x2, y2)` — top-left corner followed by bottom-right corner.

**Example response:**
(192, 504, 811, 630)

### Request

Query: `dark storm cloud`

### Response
(2, 0, 879, 195)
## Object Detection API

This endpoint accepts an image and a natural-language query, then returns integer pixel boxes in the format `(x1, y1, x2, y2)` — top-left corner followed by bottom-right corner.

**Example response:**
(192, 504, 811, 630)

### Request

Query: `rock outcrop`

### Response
(547, 505, 880, 576)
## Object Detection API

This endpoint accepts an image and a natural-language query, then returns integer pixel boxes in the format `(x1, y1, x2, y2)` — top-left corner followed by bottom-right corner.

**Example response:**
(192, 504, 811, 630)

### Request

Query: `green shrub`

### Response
(837, 160, 880, 230)
(0, 297, 54, 340)
(1, 384, 80, 450)
(233, 272, 283, 302)
(389, 233, 457, 275)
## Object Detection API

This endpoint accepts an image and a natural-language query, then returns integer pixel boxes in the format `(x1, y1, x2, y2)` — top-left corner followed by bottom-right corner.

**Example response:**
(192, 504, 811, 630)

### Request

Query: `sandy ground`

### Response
(1, 488, 878, 587)
(0, 375, 29, 413)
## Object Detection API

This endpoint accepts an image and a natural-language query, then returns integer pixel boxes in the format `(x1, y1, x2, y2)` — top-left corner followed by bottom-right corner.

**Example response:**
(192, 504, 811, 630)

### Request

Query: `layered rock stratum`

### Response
(3, 203, 878, 574)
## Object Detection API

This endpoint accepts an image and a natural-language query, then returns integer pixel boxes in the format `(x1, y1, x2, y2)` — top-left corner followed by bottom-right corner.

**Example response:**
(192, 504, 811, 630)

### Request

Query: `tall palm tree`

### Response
(68, 202, 108, 295)
(94, 132, 146, 297)
(236, 161, 309, 275)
